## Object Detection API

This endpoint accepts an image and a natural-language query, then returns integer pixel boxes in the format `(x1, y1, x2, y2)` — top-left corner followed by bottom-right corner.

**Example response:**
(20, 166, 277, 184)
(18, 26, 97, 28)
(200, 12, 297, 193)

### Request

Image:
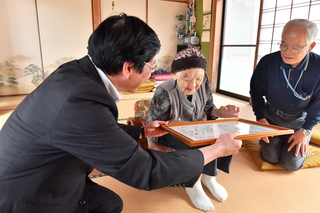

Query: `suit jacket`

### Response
(0, 56, 204, 213)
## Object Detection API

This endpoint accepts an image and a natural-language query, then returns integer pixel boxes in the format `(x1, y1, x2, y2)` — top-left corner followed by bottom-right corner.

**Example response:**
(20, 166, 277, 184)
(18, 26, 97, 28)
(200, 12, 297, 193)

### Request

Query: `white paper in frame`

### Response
(160, 118, 294, 147)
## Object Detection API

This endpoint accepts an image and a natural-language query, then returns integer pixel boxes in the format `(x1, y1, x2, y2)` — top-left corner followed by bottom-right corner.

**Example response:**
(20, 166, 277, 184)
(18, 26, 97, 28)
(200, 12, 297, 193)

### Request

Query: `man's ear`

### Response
(308, 42, 316, 52)
(122, 62, 134, 79)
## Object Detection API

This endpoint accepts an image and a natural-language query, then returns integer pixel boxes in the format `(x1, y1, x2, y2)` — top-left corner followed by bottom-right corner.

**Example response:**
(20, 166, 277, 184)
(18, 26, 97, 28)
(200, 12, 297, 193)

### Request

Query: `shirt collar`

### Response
(87, 55, 121, 103)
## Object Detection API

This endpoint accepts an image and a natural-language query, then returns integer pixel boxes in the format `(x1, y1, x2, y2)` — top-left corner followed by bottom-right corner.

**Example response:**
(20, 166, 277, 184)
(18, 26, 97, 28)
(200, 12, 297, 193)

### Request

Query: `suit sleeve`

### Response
(52, 82, 203, 190)
(118, 123, 141, 142)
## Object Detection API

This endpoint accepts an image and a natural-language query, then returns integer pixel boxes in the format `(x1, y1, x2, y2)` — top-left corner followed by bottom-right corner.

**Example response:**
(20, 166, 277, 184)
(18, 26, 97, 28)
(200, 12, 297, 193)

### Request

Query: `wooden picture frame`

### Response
(160, 118, 294, 147)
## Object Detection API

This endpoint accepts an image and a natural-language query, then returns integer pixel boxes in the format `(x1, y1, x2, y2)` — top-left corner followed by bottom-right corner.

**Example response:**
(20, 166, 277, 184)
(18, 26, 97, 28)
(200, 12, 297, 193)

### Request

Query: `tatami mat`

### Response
(94, 92, 320, 213)
(1, 92, 319, 213)
(94, 176, 203, 213)
(93, 146, 320, 213)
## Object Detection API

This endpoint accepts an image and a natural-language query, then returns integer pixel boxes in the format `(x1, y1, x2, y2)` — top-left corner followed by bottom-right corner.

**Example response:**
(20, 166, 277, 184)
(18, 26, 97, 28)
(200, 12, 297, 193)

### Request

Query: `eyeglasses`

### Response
(279, 42, 308, 54)
(179, 75, 204, 83)
(144, 62, 157, 73)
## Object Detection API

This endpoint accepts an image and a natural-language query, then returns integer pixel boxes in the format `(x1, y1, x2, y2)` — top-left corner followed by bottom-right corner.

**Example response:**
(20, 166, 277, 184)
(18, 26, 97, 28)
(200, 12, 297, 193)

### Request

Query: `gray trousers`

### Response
(261, 104, 311, 171)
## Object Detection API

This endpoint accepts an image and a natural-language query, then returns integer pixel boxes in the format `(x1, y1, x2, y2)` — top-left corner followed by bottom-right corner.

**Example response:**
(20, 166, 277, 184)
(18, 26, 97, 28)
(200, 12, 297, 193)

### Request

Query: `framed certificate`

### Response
(160, 118, 294, 147)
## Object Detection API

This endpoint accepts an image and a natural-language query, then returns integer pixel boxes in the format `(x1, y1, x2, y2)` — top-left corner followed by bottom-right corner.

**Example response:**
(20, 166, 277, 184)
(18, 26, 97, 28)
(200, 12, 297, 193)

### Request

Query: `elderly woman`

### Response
(146, 46, 241, 211)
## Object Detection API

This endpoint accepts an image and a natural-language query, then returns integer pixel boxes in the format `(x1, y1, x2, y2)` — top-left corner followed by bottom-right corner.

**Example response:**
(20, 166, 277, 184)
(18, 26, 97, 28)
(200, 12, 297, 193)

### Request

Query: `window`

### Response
(216, 0, 320, 101)
(217, 0, 261, 101)
(258, 0, 320, 60)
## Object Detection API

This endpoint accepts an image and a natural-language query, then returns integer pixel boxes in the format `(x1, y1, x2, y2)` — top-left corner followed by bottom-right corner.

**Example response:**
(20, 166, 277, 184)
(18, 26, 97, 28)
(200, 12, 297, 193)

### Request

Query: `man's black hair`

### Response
(88, 13, 161, 75)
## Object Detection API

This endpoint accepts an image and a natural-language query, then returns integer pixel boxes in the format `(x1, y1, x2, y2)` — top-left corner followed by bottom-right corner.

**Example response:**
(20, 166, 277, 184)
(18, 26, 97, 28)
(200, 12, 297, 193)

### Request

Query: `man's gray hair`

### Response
(283, 19, 318, 45)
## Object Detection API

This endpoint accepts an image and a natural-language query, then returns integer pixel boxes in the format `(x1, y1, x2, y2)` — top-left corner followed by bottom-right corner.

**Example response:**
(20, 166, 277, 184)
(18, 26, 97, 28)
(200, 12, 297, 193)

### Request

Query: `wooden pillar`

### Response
(92, 0, 101, 30)
(209, 0, 223, 92)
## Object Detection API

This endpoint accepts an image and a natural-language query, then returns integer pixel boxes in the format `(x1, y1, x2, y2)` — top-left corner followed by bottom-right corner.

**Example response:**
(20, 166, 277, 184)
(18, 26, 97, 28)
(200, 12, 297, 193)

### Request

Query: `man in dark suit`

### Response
(0, 13, 242, 213)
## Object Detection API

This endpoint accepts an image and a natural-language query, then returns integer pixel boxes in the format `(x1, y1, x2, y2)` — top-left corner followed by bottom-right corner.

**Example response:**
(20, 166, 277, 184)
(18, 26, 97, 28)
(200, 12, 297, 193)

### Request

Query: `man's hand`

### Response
(199, 131, 242, 165)
(257, 118, 270, 143)
(143, 120, 169, 138)
(288, 130, 308, 156)
(213, 131, 242, 157)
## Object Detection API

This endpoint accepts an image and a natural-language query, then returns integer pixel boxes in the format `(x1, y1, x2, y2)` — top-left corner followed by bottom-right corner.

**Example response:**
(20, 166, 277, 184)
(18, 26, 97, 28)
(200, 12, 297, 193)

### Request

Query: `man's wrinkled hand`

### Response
(214, 131, 242, 157)
(288, 130, 308, 156)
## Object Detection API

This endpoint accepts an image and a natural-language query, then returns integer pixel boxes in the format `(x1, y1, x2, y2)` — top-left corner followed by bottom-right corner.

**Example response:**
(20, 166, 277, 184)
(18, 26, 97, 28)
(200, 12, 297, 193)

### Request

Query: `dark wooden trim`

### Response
(209, 0, 223, 92)
(92, 0, 101, 30)
(253, 0, 263, 69)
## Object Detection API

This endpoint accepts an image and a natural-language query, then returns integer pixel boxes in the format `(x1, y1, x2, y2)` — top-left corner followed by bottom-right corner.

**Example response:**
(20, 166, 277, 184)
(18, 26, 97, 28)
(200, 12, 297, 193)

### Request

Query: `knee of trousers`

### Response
(260, 150, 279, 164)
(281, 159, 305, 171)
(93, 198, 123, 213)
(108, 195, 123, 213)
(88, 192, 123, 213)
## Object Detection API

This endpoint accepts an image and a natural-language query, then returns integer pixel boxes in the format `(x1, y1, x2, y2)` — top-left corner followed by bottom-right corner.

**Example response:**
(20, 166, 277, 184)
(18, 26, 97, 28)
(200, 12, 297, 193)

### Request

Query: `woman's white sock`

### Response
(185, 179, 214, 211)
(201, 174, 228, 201)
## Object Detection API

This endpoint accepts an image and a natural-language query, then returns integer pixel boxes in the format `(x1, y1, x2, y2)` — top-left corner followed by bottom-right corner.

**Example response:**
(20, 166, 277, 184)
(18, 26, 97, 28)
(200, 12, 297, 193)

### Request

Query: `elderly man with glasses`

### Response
(250, 19, 320, 171)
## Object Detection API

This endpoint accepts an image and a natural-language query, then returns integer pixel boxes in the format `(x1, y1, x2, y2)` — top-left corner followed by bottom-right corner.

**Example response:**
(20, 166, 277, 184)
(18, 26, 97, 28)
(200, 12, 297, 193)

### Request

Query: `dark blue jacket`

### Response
(250, 51, 320, 130)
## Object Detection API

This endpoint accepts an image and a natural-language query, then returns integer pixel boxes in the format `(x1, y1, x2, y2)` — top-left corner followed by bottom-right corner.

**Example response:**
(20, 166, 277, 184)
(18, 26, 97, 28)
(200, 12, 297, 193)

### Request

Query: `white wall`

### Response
(148, 1, 188, 71)
(101, 0, 188, 72)
(0, 0, 187, 96)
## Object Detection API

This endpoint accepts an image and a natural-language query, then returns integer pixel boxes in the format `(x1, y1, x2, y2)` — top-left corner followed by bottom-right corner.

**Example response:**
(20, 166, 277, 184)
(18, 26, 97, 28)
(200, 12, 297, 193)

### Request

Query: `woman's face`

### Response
(173, 68, 205, 96)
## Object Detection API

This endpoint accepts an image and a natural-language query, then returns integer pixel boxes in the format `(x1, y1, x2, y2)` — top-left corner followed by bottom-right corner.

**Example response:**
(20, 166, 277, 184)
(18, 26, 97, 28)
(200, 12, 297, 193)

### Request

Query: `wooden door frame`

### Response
(91, 0, 101, 30)
(208, 0, 223, 92)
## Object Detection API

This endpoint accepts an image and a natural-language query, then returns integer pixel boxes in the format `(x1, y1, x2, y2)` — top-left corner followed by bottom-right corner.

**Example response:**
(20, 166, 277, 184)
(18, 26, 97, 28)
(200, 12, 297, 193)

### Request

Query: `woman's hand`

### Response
(211, 105, 241, 118)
